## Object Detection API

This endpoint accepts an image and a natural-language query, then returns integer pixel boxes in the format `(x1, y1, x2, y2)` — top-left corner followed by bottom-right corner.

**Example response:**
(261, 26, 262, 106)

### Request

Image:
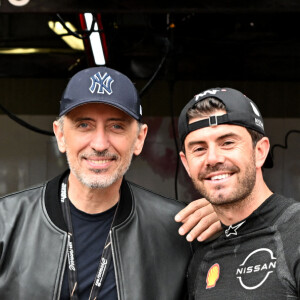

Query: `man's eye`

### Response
(112, 124, 123, 130)
(223, 141, 234, 146)
(78, 123, 88, 128)
(194, 147, 205, 152)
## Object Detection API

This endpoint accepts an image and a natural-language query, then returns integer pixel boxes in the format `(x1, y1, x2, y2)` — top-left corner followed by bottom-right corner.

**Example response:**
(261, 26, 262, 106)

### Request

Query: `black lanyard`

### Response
(60, 176, 117, 300)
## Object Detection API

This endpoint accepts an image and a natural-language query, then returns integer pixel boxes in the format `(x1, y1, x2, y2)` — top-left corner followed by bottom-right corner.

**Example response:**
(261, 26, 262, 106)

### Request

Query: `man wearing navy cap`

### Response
(178, 88, 300, 299)
(0, 67, 221, 300)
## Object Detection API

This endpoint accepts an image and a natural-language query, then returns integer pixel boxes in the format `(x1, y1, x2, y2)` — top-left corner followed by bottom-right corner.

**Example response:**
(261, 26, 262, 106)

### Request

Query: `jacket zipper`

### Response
(56, 233, 69, 300)
(110, 230, 121, 300)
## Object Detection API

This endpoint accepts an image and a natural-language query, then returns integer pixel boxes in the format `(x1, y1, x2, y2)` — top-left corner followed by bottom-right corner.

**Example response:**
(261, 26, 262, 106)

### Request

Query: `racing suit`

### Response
(188, 194, 300, 299)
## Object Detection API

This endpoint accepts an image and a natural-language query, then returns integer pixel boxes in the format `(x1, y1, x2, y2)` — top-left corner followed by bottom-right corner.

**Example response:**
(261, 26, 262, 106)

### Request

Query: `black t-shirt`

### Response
(188, 194, 300, 299)
(60, 201, 118, 300)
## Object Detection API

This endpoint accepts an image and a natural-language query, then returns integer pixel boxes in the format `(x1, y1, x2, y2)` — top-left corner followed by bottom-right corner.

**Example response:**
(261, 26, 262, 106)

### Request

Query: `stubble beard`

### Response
(192, 152, 257, 208)
(66, 148, 135, 189)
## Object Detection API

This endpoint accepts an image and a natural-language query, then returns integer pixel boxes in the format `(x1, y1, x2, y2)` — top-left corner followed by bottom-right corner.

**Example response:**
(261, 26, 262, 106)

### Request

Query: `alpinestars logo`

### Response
(89, 72, 114, 95)
(236, 248, 277, 290)
(225, 221, 246, 237)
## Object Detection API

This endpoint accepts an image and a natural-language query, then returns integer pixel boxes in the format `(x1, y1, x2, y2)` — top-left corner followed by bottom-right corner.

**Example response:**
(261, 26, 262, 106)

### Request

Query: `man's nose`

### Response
(90, 127, 110, 151)
(206, 146, 225, 166)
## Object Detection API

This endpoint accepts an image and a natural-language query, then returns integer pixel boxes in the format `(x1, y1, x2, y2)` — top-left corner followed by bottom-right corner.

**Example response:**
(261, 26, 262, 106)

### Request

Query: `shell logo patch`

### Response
(206, 263, 220, 289)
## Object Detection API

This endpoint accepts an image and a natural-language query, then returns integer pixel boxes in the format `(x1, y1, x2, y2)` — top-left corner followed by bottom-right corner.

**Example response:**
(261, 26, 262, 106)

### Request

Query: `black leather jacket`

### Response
(0, 171, 192, 300)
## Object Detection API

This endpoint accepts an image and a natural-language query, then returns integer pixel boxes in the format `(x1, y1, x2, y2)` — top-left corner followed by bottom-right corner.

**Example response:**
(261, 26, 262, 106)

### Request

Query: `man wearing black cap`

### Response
(0, 67, 221, 300)
(178, 88, 300, 299)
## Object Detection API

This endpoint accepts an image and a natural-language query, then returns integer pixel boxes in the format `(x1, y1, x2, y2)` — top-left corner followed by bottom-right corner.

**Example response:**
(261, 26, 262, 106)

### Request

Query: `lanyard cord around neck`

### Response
(60, 176, 119, 300)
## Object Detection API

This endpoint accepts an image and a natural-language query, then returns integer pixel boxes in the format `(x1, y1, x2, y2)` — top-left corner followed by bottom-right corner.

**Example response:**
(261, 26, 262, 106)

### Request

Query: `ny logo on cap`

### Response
(89, 72, 114, 95)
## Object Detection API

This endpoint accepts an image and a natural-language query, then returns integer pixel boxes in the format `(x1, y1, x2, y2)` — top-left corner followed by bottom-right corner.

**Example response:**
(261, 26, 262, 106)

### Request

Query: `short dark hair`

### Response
(182, 97, 264, 152)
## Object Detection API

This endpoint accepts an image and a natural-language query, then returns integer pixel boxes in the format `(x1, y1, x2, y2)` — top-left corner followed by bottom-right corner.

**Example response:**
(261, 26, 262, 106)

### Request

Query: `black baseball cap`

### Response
(59, 66, 142, 120)
(178, 87, 273, 168)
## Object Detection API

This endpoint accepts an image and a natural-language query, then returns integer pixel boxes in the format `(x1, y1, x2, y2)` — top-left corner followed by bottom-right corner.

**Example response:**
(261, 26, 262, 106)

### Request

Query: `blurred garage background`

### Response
(0, 0, 300, 202)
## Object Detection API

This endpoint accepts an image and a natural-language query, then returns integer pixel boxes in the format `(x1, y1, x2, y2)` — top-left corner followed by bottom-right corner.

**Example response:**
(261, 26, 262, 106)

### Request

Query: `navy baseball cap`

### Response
(59, 66, 142, 120)
(178, 87, 273, 168)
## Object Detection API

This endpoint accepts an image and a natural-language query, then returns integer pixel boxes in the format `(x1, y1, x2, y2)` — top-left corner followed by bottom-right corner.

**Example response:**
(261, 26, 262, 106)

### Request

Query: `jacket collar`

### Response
(44, 170, 133, 231)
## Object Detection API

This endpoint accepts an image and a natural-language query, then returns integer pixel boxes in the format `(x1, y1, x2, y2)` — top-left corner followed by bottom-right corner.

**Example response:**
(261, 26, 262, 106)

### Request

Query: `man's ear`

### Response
(133, 124, 148, 156)
(255, 137, 270, 168)
(53, 120, 66, 153)
(179, 151, 191, 177)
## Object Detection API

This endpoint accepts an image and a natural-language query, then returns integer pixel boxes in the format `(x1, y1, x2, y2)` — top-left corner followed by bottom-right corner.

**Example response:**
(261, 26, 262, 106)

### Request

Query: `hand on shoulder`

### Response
(175, 198, 222, 242)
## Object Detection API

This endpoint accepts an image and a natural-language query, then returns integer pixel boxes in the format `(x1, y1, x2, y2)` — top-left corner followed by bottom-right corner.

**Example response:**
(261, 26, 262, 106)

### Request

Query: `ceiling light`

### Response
(83, 13, 106, 65)
(0, 48, 76, 54)
(48, 21, 84, 51)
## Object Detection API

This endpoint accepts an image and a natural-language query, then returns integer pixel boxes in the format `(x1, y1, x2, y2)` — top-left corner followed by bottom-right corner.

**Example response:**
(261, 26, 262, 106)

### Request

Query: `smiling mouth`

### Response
(87, 159, 113, 165)
(83, 151, 118, 166)
(207, 173, 232, 181)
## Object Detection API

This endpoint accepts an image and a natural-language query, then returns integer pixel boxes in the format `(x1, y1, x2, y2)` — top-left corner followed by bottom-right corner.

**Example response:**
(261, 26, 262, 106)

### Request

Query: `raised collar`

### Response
(44, 170, 133, 232)
(221, 194, 295, 239)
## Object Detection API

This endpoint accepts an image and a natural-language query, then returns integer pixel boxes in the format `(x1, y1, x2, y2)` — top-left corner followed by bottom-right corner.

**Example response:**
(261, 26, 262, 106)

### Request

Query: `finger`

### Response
(196, 221, 222, 242)
(185, 212, 220, 241)
(175, 198, 211, 222)
(178, 203, 216, 236)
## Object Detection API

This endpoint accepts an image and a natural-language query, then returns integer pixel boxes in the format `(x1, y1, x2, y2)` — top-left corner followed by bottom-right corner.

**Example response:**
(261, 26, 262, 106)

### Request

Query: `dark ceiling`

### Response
(1, 0, 300, 81)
